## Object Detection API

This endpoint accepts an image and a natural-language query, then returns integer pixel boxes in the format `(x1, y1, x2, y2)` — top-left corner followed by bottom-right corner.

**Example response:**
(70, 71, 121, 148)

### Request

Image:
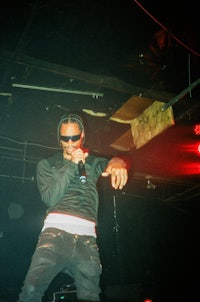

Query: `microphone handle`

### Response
(78, 160, 87, 184)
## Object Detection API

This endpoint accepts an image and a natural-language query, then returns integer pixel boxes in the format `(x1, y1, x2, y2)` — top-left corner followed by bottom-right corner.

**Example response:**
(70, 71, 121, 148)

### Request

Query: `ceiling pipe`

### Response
(162, 77, 200, 111)
(12, 83, 104, 98)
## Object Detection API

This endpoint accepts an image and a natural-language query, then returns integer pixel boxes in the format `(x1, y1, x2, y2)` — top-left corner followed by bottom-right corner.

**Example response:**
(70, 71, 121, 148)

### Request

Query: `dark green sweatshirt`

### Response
(36, 151, 108, 224)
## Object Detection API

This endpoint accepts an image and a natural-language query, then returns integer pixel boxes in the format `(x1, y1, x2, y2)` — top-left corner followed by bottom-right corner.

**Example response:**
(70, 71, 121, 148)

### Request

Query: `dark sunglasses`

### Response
(59, 133, 81, 142)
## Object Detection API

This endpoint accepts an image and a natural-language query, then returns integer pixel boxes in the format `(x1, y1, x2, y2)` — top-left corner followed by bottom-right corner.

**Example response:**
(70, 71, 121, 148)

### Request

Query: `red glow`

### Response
(182, 142, 200, 155)
(144, 299, 153, 302)
(180, 162, 200, 175)
(197, 142, 200, 156)
(193, 124, 200, 135)
(174, 142, 200, 175)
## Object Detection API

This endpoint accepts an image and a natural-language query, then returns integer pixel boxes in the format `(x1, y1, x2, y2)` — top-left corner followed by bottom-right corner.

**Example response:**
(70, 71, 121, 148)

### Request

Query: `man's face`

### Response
(59, 122, 84, 157)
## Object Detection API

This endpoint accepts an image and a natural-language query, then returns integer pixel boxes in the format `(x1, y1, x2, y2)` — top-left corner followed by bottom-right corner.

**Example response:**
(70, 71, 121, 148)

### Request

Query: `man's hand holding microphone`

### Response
(71, 148, 89, 184)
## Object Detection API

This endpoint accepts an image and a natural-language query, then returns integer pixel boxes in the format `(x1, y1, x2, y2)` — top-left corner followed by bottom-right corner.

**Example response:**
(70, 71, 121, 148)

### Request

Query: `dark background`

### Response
(0, 1, 200, 301)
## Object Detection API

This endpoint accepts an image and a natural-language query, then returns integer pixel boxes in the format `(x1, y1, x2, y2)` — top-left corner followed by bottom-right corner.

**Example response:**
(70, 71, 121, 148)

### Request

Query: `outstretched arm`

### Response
(101, 157, 128, 190)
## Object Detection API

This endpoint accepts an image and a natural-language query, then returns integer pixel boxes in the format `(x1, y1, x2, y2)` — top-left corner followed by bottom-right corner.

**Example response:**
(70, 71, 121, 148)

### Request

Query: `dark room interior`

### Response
(0, 1, 200, 302)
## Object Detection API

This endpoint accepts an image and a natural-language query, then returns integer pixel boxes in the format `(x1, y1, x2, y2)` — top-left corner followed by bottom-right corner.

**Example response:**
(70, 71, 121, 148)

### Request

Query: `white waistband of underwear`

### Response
(42, 213, 96, 237)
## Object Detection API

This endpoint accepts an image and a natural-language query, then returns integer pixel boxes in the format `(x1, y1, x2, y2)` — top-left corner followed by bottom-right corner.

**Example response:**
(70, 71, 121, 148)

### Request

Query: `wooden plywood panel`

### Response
(110, 95, 175, 150)
(130, 100, 175, 149)
(110, 95, 154, 123)
(110, 128, 134, 151)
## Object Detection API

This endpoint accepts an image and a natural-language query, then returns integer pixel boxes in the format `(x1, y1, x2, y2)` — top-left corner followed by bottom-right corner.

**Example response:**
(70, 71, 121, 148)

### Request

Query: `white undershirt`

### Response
(42, 213, 96, 237)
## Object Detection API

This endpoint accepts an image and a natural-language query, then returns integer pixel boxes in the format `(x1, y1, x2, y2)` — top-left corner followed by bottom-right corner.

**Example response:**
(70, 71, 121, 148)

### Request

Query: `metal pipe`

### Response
(162, 77, 200, 111)
(12, 83, 104, 98)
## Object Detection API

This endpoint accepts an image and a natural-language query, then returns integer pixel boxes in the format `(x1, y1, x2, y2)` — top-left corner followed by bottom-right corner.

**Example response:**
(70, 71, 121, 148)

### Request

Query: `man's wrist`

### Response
(108, 157, 127, 168)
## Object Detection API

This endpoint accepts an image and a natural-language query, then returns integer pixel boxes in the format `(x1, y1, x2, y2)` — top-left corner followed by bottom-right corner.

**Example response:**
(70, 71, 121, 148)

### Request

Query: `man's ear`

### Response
(81, 132, 85, 142)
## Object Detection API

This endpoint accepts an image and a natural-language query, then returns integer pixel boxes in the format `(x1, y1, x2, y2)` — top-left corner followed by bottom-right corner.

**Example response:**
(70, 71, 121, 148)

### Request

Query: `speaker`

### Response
(52, 289, 77, 302)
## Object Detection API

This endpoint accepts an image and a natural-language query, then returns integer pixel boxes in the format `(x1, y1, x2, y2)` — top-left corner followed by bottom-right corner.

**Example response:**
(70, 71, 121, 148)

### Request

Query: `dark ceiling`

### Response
(1, 0, 200, 187)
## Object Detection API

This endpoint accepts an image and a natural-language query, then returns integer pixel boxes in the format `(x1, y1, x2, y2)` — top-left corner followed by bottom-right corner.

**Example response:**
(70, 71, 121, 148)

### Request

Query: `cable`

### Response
(0, 135, 60, 150)
(134, 0, 200, 57)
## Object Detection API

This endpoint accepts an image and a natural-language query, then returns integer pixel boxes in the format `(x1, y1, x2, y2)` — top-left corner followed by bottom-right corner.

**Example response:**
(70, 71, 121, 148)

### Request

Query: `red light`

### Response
(193, 124, 200, 135)
(176, 142, 200, 175)
(144, 299, 153, 302)
(182, 142, 200, 157)
(196, 142, 200, 156)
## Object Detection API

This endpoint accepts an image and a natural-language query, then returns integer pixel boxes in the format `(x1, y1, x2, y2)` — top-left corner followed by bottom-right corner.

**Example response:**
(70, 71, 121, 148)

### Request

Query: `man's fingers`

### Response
(102, 168, 128, 189)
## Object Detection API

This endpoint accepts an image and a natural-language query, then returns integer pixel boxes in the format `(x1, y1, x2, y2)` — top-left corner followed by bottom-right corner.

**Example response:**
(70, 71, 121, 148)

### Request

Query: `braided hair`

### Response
(57, 113, 85, 144)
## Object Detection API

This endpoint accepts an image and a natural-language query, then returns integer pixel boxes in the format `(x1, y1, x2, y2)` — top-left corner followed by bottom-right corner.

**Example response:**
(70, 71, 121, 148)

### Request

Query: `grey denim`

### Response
(17, 227, 102, 302)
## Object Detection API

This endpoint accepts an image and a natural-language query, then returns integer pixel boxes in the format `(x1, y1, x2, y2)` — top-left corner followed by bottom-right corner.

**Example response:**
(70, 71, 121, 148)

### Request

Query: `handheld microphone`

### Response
(78, 160, 87, 184)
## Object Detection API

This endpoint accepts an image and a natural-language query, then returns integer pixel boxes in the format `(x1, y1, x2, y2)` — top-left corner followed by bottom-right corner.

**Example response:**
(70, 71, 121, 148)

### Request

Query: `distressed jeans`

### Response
(17, 227, 102, 302)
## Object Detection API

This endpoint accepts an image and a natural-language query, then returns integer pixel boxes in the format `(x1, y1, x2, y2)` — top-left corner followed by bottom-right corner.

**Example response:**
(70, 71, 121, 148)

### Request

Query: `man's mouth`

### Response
(65, 146, 76, 152)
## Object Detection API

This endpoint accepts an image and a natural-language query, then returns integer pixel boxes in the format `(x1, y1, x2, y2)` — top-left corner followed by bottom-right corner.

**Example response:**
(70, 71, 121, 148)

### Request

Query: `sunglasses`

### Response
(59, 133, 81, 142)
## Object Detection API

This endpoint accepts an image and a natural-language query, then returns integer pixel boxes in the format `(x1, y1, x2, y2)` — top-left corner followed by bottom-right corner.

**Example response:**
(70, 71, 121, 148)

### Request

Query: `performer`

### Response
(17, 113, 128, 302)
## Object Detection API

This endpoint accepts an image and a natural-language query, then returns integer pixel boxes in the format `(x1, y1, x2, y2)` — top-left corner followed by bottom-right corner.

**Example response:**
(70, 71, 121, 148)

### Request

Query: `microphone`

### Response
(78, 160, 87, 184)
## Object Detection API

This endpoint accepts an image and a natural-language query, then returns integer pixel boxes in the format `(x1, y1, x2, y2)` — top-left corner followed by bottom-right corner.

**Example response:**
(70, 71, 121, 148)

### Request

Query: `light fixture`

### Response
(193, 124, 200, 135)
(145, 175, 157, 190)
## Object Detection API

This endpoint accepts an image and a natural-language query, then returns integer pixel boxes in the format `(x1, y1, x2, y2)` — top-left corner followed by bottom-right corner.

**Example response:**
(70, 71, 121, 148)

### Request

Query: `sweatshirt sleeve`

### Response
(36, 158, 77, 207)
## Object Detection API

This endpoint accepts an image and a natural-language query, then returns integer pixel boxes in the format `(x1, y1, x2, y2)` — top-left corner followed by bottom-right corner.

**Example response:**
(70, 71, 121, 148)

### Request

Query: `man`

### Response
(17, 113, 128, 302)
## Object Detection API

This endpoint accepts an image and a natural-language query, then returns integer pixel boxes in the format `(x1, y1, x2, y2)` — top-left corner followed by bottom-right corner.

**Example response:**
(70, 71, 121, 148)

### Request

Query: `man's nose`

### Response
(67, 139, 73, 144)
